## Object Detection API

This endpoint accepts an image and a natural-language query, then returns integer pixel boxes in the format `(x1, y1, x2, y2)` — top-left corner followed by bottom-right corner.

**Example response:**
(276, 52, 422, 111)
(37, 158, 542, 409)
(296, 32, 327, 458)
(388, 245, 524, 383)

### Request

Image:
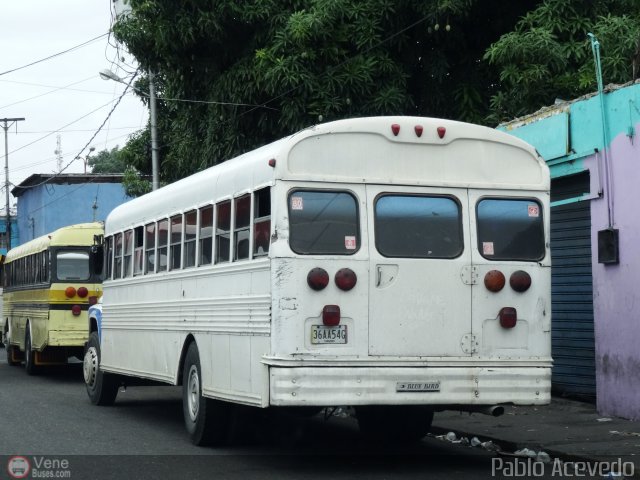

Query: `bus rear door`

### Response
(366, 186, 473, 357)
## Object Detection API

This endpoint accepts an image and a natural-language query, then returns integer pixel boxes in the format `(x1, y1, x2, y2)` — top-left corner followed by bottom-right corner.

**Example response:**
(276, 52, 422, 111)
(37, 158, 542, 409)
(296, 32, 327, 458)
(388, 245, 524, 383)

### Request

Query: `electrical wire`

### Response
(0, 33, 109, 77)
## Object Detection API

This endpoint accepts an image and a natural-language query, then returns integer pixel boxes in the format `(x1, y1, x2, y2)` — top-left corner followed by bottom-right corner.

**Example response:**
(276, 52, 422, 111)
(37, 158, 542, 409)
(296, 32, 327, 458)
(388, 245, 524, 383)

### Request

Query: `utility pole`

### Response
(148, 71, 160, 191)
(1, 117, 25, 251)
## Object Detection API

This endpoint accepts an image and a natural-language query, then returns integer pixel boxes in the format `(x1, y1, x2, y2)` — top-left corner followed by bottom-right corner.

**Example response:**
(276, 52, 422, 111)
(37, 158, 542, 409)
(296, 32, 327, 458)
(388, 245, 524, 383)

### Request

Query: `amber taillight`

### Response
(484, 270, 505, 292)
(65, 286, 77, 298)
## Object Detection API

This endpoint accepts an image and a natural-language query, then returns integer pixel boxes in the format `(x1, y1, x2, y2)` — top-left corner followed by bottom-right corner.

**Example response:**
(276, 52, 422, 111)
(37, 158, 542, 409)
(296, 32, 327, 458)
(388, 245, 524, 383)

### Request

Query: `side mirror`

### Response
(91, 245, 104, 276)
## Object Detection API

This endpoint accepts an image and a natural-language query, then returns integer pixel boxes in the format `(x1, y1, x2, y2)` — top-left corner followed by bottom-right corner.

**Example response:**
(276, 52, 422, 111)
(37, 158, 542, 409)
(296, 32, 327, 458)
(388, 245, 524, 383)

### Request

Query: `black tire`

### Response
(356, 405, 434, 444)
(83, 331, 119, 406)
(182, 342, 232, 446)
(24, 328, 39, 375)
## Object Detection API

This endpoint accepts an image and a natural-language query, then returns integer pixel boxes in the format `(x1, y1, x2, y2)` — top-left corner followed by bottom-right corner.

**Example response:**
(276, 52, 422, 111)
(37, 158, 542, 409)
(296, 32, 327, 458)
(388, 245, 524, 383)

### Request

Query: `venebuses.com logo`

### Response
(7, 456, 31, 479)
(7, 455, 72, 478)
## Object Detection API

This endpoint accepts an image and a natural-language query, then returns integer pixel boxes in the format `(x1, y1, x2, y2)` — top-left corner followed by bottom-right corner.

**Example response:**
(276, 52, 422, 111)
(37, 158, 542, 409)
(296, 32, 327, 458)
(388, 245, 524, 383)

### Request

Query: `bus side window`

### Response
(114, 233, 123, 279)
(253, 187, 271, 257)
(144, 223, 156, 274)
(105, 236, 113, 279)
(157, 219, 168, 272)
(198, 205, 213, 266)
(215, 201, 231, 264)
(133, 226, 144, 276)
(234, 195, 250, 261)
(170, 214, 182, 271)
(184, 210, 197, 268)
(123, 230, 134, 278)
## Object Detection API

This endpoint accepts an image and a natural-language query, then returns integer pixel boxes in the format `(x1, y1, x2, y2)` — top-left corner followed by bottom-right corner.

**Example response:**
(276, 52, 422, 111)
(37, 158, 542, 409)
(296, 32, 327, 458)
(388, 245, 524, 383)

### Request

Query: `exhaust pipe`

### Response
(441, 405, 505, 417)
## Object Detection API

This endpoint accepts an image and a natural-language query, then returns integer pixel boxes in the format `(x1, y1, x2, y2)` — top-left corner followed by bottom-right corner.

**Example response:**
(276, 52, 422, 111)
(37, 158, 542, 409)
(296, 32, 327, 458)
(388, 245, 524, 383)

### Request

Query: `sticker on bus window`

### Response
(345, 236, 357, 250)
(528, 204, 539, 217)
(291, 196, 304, 210)
(483, 242, 494, 255)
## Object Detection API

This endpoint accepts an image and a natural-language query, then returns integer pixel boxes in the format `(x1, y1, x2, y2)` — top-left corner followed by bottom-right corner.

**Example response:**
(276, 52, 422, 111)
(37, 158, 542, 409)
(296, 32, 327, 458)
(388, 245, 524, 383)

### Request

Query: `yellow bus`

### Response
(2, 222, 104, 374)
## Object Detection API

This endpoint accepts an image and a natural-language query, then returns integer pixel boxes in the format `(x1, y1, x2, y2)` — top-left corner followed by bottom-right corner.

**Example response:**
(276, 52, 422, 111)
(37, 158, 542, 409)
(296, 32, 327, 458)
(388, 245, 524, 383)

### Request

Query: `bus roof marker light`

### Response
(498, 307, 517, 329)
(268, 158, 276, 167)
(484, 270, 505, 292)
(510, 270, 532, 292)
(414, 125, 424, 137)
(335, 268, 357, 291)
(322, 305, 341, 326)
(437, 126, 446, 139)
(391, 124, 400, 136)
(307, 267, 329, 291)
(65, 286, 77, 298)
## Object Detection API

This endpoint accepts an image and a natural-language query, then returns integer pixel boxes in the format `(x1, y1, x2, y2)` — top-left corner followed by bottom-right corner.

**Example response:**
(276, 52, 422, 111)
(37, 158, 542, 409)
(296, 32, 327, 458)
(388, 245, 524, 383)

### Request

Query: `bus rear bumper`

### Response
(48, 330, 89, 347)
(269, 366, 551, 407)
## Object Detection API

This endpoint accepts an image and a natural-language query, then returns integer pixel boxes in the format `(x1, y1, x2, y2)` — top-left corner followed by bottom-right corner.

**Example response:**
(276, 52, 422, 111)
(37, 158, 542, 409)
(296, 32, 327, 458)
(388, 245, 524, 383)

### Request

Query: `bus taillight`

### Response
(307, 268, 329, 291)
(499, 307, 517, 329)
(65, 286, 77, 298)
(322, 305, 340, 326)
(335, 268, 357, 291)
(484, 270, 505, 292)
(77, 287, 89, 298)
(88, 296, 98, 305)
(71, 305, 82, 316)
(510, 271, 532, 292)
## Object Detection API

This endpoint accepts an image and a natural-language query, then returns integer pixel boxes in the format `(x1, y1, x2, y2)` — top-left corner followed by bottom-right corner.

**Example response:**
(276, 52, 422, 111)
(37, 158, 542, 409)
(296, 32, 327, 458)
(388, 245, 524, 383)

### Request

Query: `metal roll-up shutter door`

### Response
(550, 171, 595, 398)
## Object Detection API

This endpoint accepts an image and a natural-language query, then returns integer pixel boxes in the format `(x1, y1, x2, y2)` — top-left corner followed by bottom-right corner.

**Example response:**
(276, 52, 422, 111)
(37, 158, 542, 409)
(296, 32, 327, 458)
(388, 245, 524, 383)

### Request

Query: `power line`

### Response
(0, 33, 109, 77)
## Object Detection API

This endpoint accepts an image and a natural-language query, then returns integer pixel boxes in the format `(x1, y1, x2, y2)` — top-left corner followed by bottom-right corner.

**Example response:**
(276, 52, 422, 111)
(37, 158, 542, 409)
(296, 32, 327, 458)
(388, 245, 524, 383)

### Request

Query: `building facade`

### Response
(12, 174, 131, 244)
(500, 81, 640, 420)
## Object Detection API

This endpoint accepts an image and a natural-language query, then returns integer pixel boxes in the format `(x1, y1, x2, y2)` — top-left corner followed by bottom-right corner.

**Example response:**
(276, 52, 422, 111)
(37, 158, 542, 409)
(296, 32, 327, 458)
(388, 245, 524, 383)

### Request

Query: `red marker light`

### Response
(499, 307, 517, 329)
(77, 287, 89, 298)
(414, 125, 424, 137)
(335, 268, 357, 291)
(437, 126, 446, 139)
(268, 159, 276, 167)
(307, 268, 329, 291)
(88, 296, 98, 305)
(322, 305, 341, 326)
(510, 270, 532, 292)
(72, 305, 82, 316)
(391, 124, 400, 136)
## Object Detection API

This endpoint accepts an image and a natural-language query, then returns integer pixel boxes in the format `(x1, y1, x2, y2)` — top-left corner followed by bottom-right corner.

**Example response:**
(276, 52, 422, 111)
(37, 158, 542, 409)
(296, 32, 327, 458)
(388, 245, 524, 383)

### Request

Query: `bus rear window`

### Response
(56, 251, 90, 281)
(375, 195, 463, 258)
(476, 198, 545, 261)
(288, 190, 359, 255)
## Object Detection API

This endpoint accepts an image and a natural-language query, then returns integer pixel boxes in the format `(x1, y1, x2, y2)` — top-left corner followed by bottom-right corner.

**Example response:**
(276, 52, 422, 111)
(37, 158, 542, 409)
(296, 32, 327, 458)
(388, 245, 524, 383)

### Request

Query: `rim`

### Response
(187, 364, 200, 422)
(83, 346, 98, 387)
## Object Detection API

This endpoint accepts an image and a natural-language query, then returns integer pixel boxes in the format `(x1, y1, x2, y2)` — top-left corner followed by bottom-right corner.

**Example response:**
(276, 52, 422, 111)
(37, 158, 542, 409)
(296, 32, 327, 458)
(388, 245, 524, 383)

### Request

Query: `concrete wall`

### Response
(501, 82, 640, 420)
(16, 182, 131, 244)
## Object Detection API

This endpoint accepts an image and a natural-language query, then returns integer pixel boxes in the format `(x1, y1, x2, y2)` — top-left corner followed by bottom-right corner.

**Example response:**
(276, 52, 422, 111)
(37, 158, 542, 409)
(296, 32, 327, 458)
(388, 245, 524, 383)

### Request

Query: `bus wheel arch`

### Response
(181, 340, 233, 446)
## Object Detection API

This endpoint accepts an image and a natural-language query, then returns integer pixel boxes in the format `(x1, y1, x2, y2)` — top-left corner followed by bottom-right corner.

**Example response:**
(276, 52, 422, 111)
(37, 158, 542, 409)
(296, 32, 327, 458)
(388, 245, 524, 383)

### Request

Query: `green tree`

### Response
(484, 0, 640, 123)
(87, 147, 127, 173)
(112, 0, 539, 183)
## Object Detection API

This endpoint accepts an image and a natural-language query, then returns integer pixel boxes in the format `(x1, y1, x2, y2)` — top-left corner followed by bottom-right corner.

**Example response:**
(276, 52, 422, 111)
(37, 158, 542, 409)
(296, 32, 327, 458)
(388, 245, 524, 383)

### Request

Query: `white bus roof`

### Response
(106, 116, 547, 234)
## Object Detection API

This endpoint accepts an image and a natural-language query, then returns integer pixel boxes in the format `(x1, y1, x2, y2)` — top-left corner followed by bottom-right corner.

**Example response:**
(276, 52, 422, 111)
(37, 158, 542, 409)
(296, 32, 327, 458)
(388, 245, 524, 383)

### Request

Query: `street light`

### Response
(99, 69, 160, 191)
(83, 146, 96, 174)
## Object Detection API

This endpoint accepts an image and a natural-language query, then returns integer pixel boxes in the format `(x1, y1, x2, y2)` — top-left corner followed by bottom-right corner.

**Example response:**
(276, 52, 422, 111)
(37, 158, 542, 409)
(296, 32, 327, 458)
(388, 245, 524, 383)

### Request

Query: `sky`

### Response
(0, 0, 147, 212)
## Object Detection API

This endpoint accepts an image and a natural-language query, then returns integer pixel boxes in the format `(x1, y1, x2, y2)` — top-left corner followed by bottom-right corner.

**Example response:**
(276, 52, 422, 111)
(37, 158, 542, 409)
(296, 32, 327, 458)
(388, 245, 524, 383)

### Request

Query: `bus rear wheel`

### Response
(182, 342, 232, 446)
(84, 332, 119, 406)
(24, 328, 39, 375)
(356, 405, 434, 444)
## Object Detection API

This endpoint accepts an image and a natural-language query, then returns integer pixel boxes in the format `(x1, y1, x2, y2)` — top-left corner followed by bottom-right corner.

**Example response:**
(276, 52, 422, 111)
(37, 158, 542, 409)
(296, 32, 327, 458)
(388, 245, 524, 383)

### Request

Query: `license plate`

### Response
(311, 325, 347, 344)
(396, 381, 441, 392)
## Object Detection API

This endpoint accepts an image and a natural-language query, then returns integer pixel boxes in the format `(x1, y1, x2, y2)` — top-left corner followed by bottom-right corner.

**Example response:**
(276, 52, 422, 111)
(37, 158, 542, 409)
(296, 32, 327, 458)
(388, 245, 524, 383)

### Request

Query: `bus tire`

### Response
(83, 331, 119, 406)
(182, 342, 232, 446)
(356, 405, 434, 444)
(24, 328, 39, 375)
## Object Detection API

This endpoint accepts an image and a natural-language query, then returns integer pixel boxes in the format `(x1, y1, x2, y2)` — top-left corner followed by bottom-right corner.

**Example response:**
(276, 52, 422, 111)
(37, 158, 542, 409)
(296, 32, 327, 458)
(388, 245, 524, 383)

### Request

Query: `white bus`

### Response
(83, 116, 552, 445)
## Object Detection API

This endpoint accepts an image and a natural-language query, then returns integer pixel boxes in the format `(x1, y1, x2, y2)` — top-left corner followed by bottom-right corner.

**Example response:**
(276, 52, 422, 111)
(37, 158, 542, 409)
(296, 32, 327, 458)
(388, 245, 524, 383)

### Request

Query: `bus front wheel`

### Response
(182, 342, 232, 446)
(84, 332, 119, 406)
(356, 405, 434, 443)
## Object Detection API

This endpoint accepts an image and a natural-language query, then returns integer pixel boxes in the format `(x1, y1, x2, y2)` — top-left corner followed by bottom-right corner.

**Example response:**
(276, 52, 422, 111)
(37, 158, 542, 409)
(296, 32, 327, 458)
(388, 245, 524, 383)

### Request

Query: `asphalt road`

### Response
(0, 353, 557, 480)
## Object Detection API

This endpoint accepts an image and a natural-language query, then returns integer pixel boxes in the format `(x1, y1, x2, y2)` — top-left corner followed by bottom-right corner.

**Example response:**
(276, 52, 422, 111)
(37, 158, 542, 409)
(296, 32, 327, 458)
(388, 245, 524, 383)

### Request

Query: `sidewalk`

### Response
(431, 397, 640, 471)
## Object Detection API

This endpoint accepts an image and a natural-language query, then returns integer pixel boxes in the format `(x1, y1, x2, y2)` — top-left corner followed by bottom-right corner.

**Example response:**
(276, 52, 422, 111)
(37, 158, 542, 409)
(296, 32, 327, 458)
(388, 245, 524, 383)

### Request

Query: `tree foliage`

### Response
(484, 0, 640, 122)
(87, 147, 127, 174)
(112, 0, 639, 183)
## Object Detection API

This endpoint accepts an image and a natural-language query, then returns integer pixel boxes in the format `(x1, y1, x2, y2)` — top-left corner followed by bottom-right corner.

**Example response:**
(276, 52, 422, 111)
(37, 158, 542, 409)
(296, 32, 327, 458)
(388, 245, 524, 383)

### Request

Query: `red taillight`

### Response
(414, 125, 423, 137)
(322, 305, 340, 326)
(484, 270, 505, 292)
(88, 296, 98, 305)
(307, 268, 329, 291)
(437, 126, 446, 138)
(510, 270, 532, 292)
(71, 305, 82, 316)
(499, 307, 517, 329)
(335, 268, 357, 291)
(77, 287, 89, 298)
(65, 286, 77, 298)
(391, 124, 400, 136)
